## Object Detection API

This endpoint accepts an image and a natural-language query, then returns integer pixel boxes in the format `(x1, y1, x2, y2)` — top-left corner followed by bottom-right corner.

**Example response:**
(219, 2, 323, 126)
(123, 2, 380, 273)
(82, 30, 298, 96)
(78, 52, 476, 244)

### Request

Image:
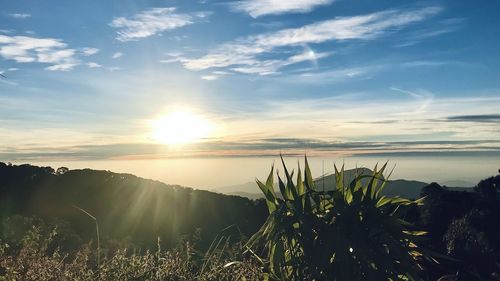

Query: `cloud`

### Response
(283, 65, 375, 83)
(2, 139, 499, 161)
(278, 59, 458, 85)
(390, 87, 424, 99)
(159, 51, 186, 63)
(231, 49, 333, 75)
(401, 60, 452, 67)
(112, 52, 123, 59)
(250, 21, 285, 29)
(45, 63, 78, 71)
(0, 67, 18, 75)
(201, 75, 219, 81)
(232, 0, 334, 17)
(8, 13, 31, 19)
(229, 90, 500, 143)
(81, 47, 99, 56)
(86, 62, 103, 68)
(389, 87, 434, 114)
(181, 6, 442, 75)
(395, 18, 464, 47)
(0, 34, 81, 71)
(444, 114, 500, 123)
(201, 70, 231, 80)
(110, 8, 209, 42)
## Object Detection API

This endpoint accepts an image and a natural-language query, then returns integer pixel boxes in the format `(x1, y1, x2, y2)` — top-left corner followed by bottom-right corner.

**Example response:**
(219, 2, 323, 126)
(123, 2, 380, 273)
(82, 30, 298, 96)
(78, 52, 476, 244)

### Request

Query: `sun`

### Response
(152, 111, 212, 145)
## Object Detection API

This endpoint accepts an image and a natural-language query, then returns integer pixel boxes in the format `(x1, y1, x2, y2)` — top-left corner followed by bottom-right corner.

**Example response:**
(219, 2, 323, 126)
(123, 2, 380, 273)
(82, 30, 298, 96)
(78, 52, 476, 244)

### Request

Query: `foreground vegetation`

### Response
(0, 224, 262, 280)
(1, 160, 499, 280)
(248, 157, 430, 280)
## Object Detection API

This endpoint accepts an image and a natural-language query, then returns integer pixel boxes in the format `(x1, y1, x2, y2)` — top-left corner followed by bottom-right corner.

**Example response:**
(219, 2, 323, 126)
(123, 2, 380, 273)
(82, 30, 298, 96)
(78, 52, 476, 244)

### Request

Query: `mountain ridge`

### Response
(214, 167, 473, 199)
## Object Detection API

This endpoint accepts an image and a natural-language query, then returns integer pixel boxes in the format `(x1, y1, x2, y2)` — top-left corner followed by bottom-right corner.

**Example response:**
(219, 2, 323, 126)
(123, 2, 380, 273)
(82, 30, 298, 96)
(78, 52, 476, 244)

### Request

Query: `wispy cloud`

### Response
(231, 0, 334, 18)
(7, 13, 31, 19)
(274, 59, 461, 85)
(201, 71, 230, 81)
(0, 34, 81, 71)
(201, 75, 219, 81)
(112, 52, 123, 59)
(81, 47, 99, 56)
(110, 8, 209, 42)
(232, 49, 332, 75)
(390, 87, 434, 114)
(45, 63, 78, 71)
(283, 65, 376, 84)
(180, 6, 442, 76)
(160, 51, 186, 64)
(86, 62, 103, 68)
(235, 91, 500, 142)
(395, 18, 464, 47)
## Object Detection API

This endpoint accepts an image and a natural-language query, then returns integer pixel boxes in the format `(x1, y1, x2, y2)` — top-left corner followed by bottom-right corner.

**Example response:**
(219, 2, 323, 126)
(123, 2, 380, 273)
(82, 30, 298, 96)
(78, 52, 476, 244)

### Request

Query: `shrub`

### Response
(247, 156, 432, 281)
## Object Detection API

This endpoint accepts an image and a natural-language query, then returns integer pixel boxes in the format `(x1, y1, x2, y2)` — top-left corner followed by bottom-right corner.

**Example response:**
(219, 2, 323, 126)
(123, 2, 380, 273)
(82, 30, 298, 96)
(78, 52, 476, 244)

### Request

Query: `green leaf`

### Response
(266, 164, 276, 195)
(278, 174, 289, 201)
(256, 179, 277, 213)
(304, 155, 316, 191)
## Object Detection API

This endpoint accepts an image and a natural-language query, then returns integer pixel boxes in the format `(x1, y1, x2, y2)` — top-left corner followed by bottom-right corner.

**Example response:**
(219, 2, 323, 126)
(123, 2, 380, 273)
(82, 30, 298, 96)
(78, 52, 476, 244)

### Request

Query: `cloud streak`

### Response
(395, 18, 464, 47)
(231, 0, 334, 17)
(2, 139, 499, 161)
(110, 8, 209, 42)
(444, 114, 500, 123)
(7, 13, 31, 19)
(180, 6, 442, 76)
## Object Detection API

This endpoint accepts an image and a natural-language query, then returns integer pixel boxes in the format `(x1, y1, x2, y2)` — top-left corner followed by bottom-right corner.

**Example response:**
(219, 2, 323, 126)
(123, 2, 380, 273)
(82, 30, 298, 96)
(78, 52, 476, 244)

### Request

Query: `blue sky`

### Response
(1, 0, 500, 161)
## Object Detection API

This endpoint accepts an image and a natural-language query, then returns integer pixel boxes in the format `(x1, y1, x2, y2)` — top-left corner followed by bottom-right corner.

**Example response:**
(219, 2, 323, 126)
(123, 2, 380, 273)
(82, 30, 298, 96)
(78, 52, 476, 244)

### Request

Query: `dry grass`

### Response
(0, 227, 263, 281)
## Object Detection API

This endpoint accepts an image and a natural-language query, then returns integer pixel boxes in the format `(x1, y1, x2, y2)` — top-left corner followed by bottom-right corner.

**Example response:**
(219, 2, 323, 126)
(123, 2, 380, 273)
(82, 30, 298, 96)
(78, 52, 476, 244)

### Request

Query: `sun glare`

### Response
(152, 111, 212, 145)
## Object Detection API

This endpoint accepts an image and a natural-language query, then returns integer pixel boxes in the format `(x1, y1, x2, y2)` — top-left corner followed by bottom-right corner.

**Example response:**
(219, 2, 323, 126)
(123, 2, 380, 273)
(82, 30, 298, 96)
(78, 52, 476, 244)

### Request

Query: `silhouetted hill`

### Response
(439, 179, 475, 187)
(0, 162, 267, 249)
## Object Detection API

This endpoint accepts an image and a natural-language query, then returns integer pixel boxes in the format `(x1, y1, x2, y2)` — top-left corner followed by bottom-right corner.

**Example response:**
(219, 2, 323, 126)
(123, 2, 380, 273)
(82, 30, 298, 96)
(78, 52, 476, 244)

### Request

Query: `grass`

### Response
(0, 223, 262, 280)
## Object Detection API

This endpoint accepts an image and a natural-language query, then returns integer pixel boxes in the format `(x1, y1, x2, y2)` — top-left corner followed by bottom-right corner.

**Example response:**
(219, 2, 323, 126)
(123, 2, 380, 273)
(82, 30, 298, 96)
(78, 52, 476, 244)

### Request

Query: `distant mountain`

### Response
(215, 168, 470, 199)
(216, 182, 261, 195)
(439, 180, 475, 188)
(314, 168, 429, 199)
(0, 163, 267, 249)
(216, 168, 376, 197)
(226, 191, 266, 200)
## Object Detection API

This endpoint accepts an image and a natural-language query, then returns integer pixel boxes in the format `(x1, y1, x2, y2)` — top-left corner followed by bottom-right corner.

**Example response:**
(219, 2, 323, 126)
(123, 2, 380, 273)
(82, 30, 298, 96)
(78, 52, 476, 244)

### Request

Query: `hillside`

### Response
(0, 162, 267, 249)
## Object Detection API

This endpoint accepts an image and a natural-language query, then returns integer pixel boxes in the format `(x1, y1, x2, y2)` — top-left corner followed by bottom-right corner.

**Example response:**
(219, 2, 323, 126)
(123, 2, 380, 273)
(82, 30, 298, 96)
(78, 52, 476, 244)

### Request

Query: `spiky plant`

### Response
(247, 156, 431, 281)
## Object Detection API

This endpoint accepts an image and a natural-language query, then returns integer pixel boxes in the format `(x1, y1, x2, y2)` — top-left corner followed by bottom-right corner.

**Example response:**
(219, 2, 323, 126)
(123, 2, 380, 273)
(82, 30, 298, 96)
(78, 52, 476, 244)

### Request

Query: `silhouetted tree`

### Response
(56, 167, 69, 175)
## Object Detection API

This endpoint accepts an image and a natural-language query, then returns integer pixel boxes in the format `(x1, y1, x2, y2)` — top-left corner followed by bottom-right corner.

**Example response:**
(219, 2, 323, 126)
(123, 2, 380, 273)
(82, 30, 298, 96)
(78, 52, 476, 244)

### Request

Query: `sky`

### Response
(1, 0, 500, 174)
